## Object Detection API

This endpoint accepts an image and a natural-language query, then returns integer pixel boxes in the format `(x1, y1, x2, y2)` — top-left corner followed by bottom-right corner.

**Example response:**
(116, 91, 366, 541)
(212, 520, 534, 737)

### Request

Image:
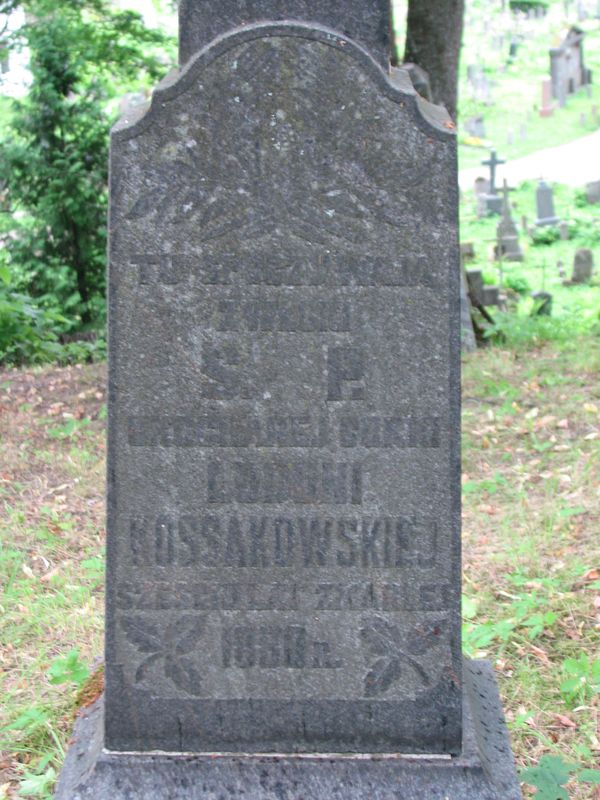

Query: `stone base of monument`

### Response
(56, 660, 521, 800)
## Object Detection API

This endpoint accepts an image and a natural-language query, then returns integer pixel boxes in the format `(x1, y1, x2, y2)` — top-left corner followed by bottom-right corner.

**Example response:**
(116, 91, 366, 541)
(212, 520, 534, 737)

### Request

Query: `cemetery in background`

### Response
(0, 1, 598, 799)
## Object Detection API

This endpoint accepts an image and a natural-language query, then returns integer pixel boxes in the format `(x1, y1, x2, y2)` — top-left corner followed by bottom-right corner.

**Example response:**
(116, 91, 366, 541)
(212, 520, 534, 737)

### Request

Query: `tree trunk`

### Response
(403, 0, 465, 120)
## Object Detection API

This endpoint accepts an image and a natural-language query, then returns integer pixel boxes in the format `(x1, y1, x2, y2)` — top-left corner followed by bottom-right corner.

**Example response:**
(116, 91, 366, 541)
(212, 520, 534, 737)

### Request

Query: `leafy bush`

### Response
(484, 310, 600, 348)
(504, 274, 531, 294)
(0, 287, 66, 366)
(0, 267, 105, 366)
(0, 0, 175, 354)
(531, 226, 561, 246)
(509, 0, 548, 12)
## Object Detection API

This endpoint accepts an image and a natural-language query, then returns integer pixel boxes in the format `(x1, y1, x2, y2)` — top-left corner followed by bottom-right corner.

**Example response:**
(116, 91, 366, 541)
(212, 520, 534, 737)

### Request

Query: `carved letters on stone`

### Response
(107, 25, 460, 753)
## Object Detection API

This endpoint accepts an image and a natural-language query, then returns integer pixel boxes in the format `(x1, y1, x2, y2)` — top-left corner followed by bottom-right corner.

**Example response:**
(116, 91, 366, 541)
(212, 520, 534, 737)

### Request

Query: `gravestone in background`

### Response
(482, 150, 505, 215)
(496, 181, 524, 262)
(572, 248, 594, 283)
(56, 3, 520, 798)
(535, 180, 559, 226)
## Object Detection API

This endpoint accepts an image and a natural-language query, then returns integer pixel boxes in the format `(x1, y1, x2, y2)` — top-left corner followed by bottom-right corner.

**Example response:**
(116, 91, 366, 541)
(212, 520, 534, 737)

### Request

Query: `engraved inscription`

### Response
(221, 625, 341, 669)
(128, 515, 438, 568)
(117, 580, 451, 612)
(127, 412, 440, 449)
(131, 253, 436, 288)
(206, 459, 363, 504)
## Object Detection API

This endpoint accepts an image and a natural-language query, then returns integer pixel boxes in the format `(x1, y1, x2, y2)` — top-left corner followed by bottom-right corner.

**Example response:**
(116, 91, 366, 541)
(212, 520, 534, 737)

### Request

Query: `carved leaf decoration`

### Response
(361, 616, 439, 696)
(122, 615, 206, 694)
(360, 618, 397, 656)
(364, 657, 403, 698)
(134, 652, 162, 683)
(164, 655, 203, 695)
(122, 616, 163, 653)
(169, 615, 207, 655)
(406, 620, 445, 656)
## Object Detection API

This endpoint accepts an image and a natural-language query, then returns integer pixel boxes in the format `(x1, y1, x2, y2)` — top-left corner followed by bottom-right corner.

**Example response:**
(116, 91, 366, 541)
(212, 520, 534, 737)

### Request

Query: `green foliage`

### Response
(531, 226, 561, 247)
(521, 755, 573, 799)
(0, 0, 175, 346)
(521, 755, 600, 798)
(0, 262, 107, 364)
(484, 311, 600, 349)
(47, 649, 90, 688)
(509, 0, 548, 11)
(559, 654, 600, 707)
(504, 274, 531, 295)
(462, 576, 560, 656)
(0, 285, 68, 365)
(18, 765, 56, 798)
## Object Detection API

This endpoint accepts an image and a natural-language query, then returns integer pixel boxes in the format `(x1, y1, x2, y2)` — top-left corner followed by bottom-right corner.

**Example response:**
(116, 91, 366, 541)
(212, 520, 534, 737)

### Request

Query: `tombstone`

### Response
(531, 291, 553, 316)
(466, 269, 485, 306)
(508, 38, 519, 59)
(539, 78, 555, 117)
(496, 180, 524, 261)
(55, 5, 520, 799)
(482, 286, 501, 307)
(579, 111, 587, 126)
(506, 128, 514, 145)
(178, 0, 392, 67)
(572, 248, 594, 282)
(585, 179, 600, 203)
(460, 242, 476, 262)
(474, 176, 490, 197)
(466, 115, 486, 139)
(550, 27, 591, 105)
(559, 220, 570, 240)
(557, 259, 566, 279)
(460, 269, 477, 353)
(593, 104, 599, 124)
(519, 122, 527, 140)
(535, 180, 559, 226)
(482, 150, 506, 215)
(466, 270, 502, 310)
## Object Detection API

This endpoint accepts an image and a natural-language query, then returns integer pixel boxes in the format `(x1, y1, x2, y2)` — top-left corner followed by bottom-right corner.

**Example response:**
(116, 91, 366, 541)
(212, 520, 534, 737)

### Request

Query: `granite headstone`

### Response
(535, 180, 559, 226)
(106, 27, 463, 758)
(178, 0, 391, 67)
(572, 248, 594, 283)
(586, 180, 600, 204)
(56, 5, 520, 798)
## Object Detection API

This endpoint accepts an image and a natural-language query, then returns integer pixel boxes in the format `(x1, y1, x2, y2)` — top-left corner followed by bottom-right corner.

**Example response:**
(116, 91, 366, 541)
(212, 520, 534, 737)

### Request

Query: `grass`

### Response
(462, 337, 600, 798)
(460, 179, 600, 346)
(391, 0, 600, 170)
(0, 337, 599, 798)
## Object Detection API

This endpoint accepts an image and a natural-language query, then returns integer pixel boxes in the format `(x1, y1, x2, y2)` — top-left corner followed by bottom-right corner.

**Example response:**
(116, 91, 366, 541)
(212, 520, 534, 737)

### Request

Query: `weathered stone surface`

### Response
(178, 0, 391, 67)
(107, 23, 461, 755)
(535, 180, 559, 226)
(55, 661, 521, 800)
(572, 248, 594, 283)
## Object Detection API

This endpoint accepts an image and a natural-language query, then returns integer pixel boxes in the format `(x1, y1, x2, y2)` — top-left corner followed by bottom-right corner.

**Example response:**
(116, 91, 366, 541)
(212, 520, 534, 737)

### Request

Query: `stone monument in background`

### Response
(56, 2, 521, 797)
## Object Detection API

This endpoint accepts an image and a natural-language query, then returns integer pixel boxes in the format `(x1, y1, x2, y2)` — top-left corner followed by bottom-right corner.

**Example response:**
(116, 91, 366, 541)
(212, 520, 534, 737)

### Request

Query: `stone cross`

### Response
(497, 180, 523, 262)
(56, 3, 520, 798)
(482, 149, 505, 195)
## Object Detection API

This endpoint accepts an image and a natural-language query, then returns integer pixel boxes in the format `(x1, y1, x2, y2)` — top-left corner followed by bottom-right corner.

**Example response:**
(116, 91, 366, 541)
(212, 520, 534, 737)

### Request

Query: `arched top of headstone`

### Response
(114, 22, 455, 143)
(178, 0, 392, 68)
